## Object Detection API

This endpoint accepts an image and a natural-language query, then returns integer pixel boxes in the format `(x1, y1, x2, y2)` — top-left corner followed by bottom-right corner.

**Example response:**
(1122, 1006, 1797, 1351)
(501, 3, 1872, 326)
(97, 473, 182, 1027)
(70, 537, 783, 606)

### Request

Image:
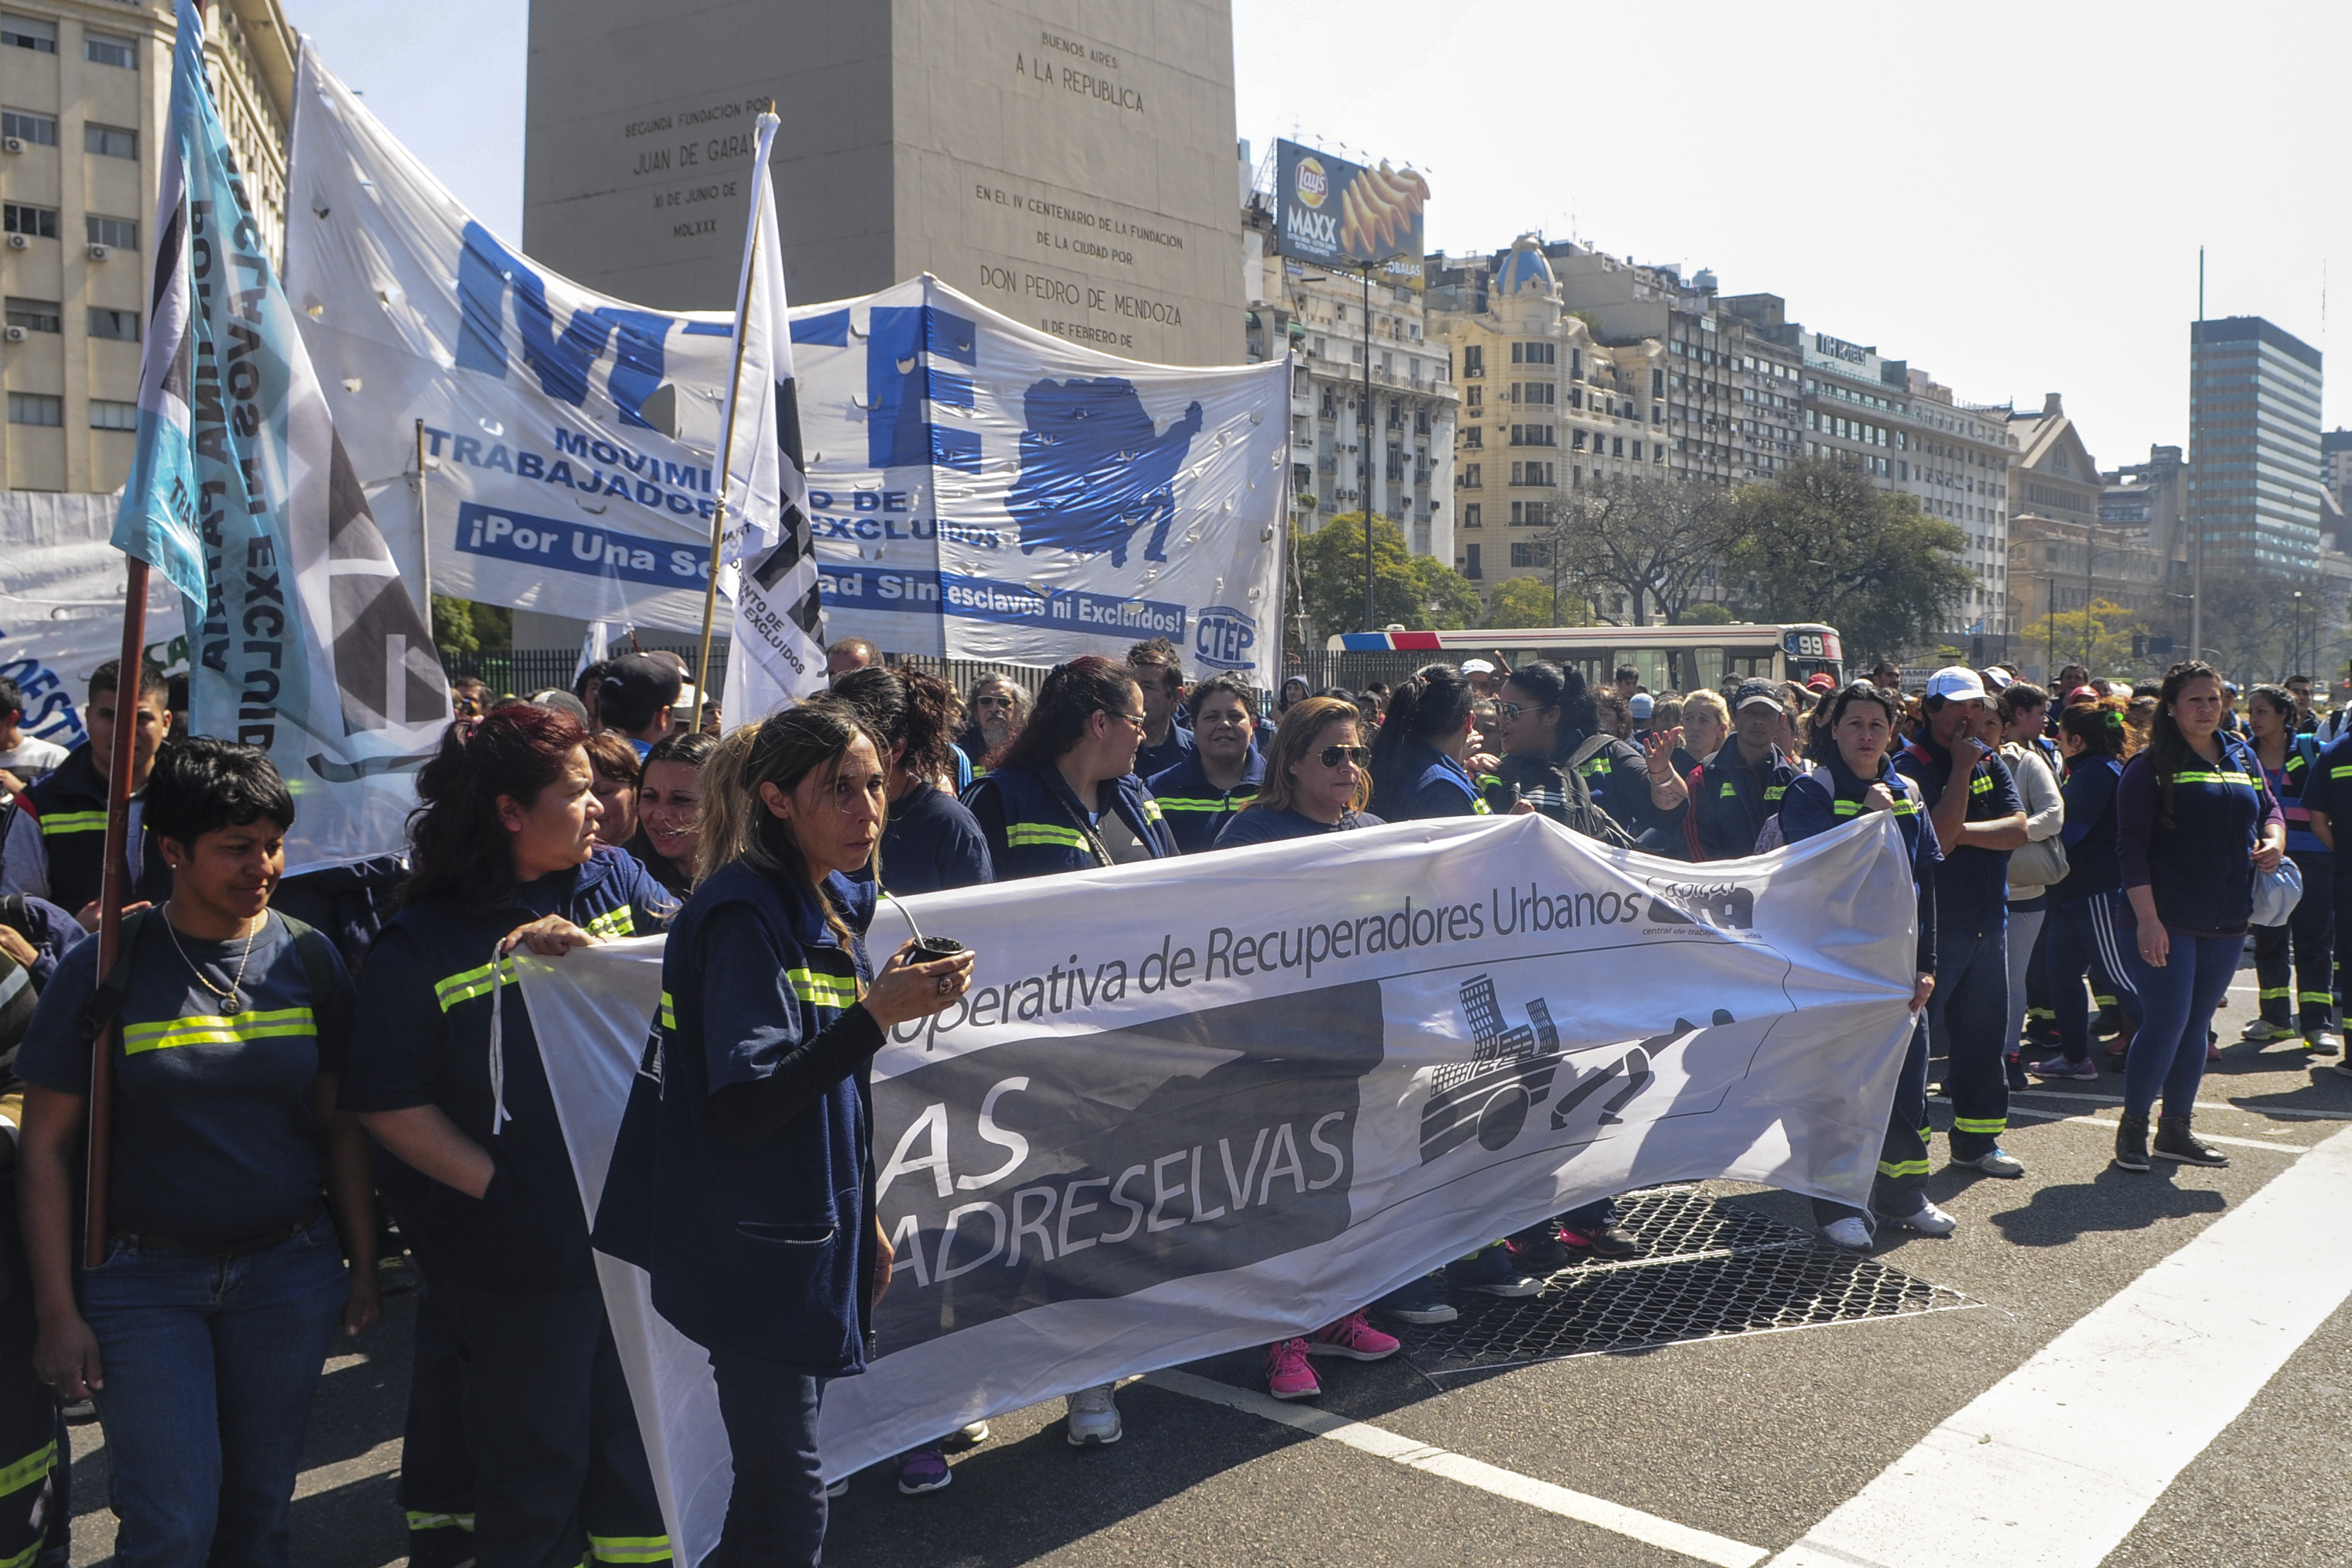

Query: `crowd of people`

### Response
(0, 624, 2323, 1567)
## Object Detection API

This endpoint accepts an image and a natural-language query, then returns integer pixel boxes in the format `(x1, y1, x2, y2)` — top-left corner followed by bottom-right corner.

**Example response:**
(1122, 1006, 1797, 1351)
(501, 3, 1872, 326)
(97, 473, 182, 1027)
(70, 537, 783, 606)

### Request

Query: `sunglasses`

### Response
(974, 695, 1014, 710)
(1106, 709, 1148, 727)
(1495, 700, 1532, 721)
(1318, 743, 1371, 768)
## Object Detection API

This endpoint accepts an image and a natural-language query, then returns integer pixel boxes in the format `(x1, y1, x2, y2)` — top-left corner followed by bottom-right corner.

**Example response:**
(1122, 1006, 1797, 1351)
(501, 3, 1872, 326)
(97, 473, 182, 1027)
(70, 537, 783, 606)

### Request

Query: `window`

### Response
(1612, 437, 1625, 457)
(3, 203, 56, 238)
(84, 123, 135, 159)
(1571, 349, 1582, 380)
(1462, 504, 1481, 528)
(1465, 384, 1481, 411)
(5, 297, 59, 333)
(1510, 542, 1549, 568)
(1651, 369, 1665, 398)
(1460, 463, 1481, 487)
(0, 15, 54, 52)
(84, 32, 135, 68)
(1, 109, 55, 145)
(1463, 543, 1481, 579)
(8, 392, 61, 426)
(1462, 426, 1482, 449)
(90, 399, 136, 431)
(87, 307, 138, 341)
(1461, 344, 1483, 377)
(1572, 429, 1587, 450)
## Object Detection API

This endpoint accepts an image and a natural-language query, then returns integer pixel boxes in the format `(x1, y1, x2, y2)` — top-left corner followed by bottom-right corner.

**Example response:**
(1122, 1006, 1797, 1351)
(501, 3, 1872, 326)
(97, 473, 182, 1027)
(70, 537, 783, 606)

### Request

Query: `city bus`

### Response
(1326, 623, 1843, 693)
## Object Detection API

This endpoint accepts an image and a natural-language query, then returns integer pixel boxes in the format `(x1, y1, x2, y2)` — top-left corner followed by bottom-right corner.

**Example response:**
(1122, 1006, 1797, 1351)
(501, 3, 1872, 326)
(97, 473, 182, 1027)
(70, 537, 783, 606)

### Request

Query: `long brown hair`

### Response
(1245, 697, 1371, 818)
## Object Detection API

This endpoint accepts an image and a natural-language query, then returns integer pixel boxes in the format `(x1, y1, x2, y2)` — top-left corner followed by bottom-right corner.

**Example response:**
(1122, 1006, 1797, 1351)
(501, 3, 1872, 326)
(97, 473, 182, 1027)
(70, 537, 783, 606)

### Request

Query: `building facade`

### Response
(523, 0, 1243, 364)
(2006, 515, 2162, 685)
(2188, 315, 2324, 574)
(0, 0, 291, 494)
(1426, 236, 1670, 602)
(2102, 444, 2188, 571)
(1241, 158, 1455, 568)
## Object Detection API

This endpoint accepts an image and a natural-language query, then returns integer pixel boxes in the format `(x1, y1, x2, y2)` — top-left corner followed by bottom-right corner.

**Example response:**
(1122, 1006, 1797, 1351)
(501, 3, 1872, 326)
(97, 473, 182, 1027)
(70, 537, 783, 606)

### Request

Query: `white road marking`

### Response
(1151, 1368, 1768, 1568)
(2005, 1087, 2352, 1122)
(1770, 1122, 2352, 1568)
(2001, 1105, 2309, 1151)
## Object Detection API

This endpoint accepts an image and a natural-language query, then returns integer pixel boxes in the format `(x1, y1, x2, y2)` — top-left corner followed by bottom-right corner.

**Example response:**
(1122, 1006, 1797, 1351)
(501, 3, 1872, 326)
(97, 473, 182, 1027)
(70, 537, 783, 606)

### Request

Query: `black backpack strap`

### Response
(270, 913, 341, 1014)
(74, 906, 152, 1047)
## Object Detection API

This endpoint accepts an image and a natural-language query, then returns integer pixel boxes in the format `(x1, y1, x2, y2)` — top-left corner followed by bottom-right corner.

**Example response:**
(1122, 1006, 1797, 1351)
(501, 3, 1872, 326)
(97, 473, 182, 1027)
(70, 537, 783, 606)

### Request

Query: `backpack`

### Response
(1544, 738, 1641, 851)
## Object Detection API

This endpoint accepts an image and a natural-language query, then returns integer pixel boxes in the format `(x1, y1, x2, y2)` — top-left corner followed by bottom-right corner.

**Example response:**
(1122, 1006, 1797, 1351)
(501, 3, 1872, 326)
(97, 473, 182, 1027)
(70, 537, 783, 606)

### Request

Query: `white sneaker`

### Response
(1818, 1217, 1874, 1251)
(1878, 1200, 1958, 1236)
(1065, 1383, 1122, 1447)
(1956, 1147, 2024, 1178)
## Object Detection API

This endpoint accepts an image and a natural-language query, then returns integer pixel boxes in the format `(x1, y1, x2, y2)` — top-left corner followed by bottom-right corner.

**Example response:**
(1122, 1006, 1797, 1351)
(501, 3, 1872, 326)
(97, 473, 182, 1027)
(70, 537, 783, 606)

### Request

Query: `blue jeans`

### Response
(2123, 929, 2241, 1119)
(1929, 920, 2008, 1159)
(710, 1351, 828, 1567)
(81, 1210, 347, 1568)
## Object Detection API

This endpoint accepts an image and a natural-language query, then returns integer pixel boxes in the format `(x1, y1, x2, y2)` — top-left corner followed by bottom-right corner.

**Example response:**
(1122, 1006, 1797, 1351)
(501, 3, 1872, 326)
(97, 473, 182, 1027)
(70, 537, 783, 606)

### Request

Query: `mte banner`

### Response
(519, 813, 1918, 1561)
(0, 494, 184, 753)
(286, 50, 1287, 680)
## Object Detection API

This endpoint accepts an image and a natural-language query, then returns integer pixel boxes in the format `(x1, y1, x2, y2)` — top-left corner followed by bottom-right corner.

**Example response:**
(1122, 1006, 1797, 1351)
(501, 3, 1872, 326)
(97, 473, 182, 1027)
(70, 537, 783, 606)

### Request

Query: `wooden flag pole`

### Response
(84, 557, 149, 1268)
(691, 197, 766, 734)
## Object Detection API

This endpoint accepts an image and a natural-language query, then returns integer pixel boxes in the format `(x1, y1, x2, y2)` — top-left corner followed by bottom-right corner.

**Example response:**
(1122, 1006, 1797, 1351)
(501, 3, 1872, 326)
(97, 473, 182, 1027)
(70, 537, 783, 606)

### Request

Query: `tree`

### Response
(1543, 474, 1737, 626)
(2019, 597, 2147, 677)
(2145, 568, 2341, 685)
(432, 595, 511, 662)
(1719, 458, 1971, 667)
(1293, 513, 1483, 637)
(1482, 575, 1563, 629)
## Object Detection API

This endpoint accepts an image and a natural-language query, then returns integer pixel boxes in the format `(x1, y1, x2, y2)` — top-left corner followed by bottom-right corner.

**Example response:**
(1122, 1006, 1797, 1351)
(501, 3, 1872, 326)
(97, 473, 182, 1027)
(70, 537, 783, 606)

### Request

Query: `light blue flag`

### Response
(107, 2, 202, 606)
(165, 0, 450, 873)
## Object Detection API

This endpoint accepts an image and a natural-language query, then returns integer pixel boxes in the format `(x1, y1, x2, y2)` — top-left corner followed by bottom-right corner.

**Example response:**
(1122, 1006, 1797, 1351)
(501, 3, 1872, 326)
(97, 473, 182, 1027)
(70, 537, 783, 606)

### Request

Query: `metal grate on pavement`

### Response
(1398, 1188, 1977, 1379)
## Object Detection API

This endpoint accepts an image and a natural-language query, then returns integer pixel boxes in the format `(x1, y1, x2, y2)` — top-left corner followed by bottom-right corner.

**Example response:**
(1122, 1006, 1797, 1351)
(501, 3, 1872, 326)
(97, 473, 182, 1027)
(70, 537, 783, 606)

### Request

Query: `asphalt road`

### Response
(63, 971, 2352, 1567)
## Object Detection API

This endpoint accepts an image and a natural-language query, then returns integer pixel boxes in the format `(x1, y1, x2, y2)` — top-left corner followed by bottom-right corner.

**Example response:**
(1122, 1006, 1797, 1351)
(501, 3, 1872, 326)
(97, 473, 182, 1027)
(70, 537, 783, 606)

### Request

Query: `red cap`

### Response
(1805, 673, 1834, 692)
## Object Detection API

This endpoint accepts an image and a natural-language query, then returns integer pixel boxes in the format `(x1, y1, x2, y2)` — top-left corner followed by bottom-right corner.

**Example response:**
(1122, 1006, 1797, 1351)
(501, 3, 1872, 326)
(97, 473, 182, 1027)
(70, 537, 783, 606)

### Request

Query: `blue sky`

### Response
(289, 0, 2351, 462)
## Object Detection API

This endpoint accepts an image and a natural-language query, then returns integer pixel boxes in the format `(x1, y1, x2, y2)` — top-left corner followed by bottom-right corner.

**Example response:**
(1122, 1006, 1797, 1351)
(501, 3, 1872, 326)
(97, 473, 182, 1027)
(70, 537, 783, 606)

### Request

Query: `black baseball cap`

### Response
(1732, 679, 1783, 713)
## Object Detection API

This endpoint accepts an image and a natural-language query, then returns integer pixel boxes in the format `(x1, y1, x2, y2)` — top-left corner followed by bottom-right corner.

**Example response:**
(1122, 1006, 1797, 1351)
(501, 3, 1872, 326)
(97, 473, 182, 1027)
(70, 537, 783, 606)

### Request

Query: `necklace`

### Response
(164, 905, 264, 1014)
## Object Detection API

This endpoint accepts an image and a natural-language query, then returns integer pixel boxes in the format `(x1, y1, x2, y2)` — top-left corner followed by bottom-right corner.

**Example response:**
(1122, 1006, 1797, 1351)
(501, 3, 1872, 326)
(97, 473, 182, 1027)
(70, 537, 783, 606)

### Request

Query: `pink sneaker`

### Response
(1308, 1308, 1401, 1362)
(1265, 1337, 1321, 1399)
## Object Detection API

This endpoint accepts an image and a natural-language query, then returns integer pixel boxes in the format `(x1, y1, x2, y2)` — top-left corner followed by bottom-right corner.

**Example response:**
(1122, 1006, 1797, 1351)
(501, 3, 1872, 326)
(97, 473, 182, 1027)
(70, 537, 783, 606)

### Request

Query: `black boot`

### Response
(2154, 1115, 2231, 1167)
(2113, 1112, 2151, 1172)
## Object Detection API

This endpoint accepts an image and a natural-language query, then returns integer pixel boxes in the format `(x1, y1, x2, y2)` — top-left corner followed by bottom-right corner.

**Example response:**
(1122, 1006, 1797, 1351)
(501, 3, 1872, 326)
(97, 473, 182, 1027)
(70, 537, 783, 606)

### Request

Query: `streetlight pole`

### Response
(1362, 262, 1376, 631)
(2191, 247, 2205, 674)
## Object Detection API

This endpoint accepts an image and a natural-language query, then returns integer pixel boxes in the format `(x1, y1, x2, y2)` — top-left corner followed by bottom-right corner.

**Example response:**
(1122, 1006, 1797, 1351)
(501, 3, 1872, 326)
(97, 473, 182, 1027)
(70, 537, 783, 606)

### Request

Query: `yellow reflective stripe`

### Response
(1877, 1157, 1931, 1179)
(407, 1511, 475, 1533)
(2258, 986, 2291, 1000)
(1832, 799, 1860, 816)
(1470, 796, 1492, 815)
(1153, 798, 1233, 813)
(1005, 822, 1087, 849)
(584, 907, 635, 940)
(434, 956, 519, 1011)
(0, 1538, 40, 1568)
(2170, 771, 2256, 786)
(1764, 785, 1787, 801)
(120, 1008, 315, 1055)
(784, 968, 860, 1009)
(588, 1536, 672, 1564)
(658, 990, 676, 1031)
(2300, 991, 2334, 1005)
(1891, 798, 1918, 815)
(2334, 766, 2352, 779)
(1139, 798, 1163, 822)
(1718, 781, 1738, 798)
(0, 1439, 54, 1495)
(1577, 756, 1613, 776)
(1969, 773, 1994, 794)
(37, 810, 107, 835)
(1951, 1117, 2007, 1135)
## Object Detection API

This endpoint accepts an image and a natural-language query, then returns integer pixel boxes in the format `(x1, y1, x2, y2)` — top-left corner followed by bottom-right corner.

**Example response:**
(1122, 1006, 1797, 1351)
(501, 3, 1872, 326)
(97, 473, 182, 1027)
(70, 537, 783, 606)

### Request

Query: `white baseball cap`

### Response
(1460, 658, 1498, 676)
(1924, 666, 1990, 704)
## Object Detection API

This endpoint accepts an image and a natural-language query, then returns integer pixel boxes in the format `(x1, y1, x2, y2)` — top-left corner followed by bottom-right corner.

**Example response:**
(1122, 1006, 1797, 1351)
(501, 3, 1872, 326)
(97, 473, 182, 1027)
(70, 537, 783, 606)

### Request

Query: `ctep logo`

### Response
(1293, 156, 1328, 208)
(1192, 605, 1259, 671)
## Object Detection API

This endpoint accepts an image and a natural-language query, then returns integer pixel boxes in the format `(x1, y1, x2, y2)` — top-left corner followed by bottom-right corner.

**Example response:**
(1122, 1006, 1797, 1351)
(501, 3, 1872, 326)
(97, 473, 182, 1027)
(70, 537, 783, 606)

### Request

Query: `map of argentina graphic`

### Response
(871, 983, 1382, 1351)
(1007, 377, 1204, 567)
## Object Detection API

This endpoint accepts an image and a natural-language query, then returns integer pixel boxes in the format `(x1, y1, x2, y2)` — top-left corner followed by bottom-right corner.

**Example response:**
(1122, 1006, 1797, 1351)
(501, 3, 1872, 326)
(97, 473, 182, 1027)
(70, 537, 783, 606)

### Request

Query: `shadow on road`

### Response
(1984, 1169, 2226, 1247)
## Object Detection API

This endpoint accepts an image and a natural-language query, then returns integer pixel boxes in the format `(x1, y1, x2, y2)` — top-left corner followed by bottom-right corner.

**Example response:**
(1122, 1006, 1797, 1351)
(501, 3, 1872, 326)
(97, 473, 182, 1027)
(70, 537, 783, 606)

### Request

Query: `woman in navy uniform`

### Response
(597, 703, 974, 1564)
(1778, 683, 1944, 1248)
(1366, 664, 1490, 821)
(341, 705, 676, 1568)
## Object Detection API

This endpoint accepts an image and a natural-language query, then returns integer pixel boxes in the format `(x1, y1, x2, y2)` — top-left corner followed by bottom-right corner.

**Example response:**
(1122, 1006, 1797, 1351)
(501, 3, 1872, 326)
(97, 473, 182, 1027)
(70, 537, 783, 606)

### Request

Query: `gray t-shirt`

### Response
(0, 734, 67, 791)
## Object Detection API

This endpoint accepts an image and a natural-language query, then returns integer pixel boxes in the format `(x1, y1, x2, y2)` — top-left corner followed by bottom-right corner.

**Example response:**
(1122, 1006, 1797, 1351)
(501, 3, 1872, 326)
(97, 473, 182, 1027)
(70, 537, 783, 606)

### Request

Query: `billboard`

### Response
(1273, 139, 1428, 291)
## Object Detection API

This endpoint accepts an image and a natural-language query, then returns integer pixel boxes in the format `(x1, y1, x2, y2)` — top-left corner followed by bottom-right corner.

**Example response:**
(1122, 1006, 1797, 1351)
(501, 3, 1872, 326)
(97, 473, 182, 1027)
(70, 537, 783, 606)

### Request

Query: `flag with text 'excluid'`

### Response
(717, 111, 825, 727)
(163, 0, 450, 874)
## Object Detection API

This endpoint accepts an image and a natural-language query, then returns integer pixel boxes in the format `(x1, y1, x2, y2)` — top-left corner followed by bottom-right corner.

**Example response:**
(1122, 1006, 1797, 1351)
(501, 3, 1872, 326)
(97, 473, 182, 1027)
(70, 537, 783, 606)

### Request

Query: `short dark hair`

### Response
(90, 659, 168, 705)
(1613, 664, 1639, 683)
(1127, 637, 1184, 691)
(0, 676, 22, 724)
(144, 736, 294, 848)
(1186, 674, 1257, 720)
(643, 729, 717, 770)
(995, 656, 1139, 772)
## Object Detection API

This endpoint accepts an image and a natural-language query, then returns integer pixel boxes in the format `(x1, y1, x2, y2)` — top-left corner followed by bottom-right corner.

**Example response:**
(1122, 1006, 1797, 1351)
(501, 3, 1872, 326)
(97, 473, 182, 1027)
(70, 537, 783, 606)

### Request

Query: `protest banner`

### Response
(287, 53, 1287, 683)
(131, 2, 447, 877)
(0, 494, 183, 753)
(520, 811, 1919, 1560)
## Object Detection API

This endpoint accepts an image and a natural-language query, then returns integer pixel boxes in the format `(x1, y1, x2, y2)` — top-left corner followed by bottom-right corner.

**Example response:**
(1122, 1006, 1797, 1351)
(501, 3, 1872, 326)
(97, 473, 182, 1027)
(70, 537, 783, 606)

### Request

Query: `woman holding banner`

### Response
(595, 704, 974, 1564)
(1777, 681, 1945, 1249)
(341, 705, 677, 1568)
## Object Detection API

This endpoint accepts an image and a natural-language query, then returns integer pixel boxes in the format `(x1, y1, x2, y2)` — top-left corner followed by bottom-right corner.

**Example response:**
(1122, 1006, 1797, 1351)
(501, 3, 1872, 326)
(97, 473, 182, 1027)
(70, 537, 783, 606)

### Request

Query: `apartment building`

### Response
(2188, 315, 2323, 575)
(0, 0, 291, 494)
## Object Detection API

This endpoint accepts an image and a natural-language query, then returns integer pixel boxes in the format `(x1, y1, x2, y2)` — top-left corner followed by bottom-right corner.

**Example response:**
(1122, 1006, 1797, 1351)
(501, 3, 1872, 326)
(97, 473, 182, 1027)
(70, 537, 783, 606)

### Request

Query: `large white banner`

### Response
(286, 52, 1287, 680)
(521, 813, 1918, 1562)
(0, 494, 184, 752)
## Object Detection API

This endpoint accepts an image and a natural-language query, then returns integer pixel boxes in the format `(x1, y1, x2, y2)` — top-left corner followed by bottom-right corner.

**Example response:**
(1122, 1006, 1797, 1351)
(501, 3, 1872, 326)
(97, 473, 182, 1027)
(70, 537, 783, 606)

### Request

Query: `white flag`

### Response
(716, 114, 825, 726)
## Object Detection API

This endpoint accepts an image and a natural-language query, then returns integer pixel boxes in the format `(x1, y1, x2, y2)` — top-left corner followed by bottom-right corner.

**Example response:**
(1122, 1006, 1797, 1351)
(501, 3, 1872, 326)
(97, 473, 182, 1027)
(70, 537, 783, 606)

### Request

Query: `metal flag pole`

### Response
(412, 417, 434, 615)
(84, 559, 149, 1268)
(2191, 247, 2204, 667)
(691, 196, 767, 734)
